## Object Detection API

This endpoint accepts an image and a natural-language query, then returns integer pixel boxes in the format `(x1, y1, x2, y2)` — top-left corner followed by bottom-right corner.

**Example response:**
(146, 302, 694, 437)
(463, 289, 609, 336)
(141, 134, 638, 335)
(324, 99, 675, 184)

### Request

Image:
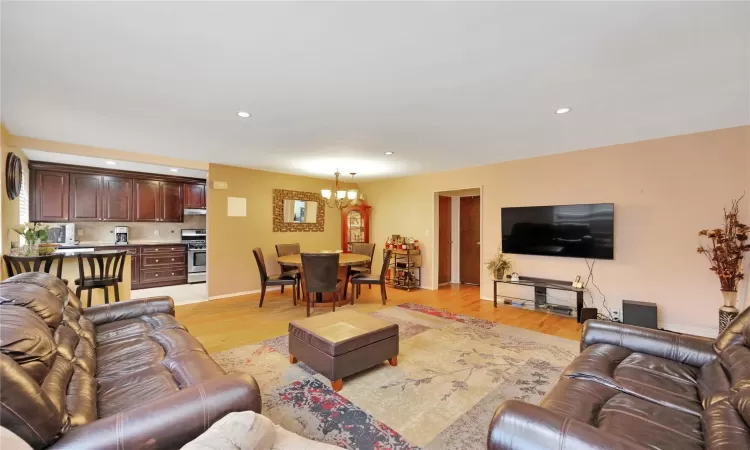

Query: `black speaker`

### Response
(623, 300, 657, 329)
(580, 307, 598, 323)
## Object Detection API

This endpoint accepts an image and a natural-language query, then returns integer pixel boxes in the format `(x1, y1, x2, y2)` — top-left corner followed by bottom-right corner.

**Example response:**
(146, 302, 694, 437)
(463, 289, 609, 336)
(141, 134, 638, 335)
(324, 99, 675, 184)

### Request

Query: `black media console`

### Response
(492, 276, 586, 323)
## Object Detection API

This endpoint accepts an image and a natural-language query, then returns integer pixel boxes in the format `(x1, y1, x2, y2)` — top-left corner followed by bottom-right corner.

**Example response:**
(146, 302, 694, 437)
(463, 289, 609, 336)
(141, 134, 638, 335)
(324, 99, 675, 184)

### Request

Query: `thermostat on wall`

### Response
(213, 181, 228, 190)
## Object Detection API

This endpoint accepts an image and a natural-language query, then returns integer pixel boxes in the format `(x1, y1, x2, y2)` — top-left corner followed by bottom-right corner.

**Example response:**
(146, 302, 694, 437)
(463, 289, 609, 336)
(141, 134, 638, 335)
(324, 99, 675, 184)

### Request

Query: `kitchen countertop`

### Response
(57, 241, 186, 249)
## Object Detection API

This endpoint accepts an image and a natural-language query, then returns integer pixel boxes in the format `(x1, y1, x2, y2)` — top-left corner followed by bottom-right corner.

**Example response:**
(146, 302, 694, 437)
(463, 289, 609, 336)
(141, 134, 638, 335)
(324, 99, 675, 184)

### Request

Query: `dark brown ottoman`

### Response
(288, 310, 399, 391)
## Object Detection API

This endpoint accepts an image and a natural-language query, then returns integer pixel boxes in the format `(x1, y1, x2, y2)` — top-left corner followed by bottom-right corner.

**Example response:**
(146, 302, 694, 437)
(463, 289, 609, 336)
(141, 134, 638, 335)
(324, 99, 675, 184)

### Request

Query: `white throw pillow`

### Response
(181, 411, 276, 450)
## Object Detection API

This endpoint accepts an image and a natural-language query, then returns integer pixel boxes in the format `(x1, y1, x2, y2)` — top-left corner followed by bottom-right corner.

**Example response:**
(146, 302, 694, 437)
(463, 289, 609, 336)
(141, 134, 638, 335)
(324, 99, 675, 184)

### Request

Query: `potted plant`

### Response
(11, 222, 49, 256)
(486, 247, 513, 280)
(697, 195, 750, 332)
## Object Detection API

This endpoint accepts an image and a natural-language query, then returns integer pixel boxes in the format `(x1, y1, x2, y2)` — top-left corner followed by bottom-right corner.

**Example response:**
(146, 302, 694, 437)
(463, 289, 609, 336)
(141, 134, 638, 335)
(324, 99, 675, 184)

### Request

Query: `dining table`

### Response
(276, 252, 370, 306)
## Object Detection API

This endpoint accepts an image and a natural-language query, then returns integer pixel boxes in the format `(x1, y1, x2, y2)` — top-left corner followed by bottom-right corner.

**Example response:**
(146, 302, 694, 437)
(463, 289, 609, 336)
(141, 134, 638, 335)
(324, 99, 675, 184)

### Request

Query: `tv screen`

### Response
(501, 203, 614, 260)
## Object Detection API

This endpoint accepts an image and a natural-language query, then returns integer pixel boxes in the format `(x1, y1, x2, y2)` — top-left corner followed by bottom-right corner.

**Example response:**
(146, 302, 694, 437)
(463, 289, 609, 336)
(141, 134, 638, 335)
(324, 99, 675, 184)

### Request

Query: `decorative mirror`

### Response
(5, 152, 22, 200)
(273, 189, 324, 232)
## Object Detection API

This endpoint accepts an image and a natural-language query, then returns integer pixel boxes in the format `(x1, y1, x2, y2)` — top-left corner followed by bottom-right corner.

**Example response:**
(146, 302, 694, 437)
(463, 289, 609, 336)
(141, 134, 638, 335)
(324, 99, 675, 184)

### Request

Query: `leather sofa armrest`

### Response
(49, 373, 261, 450)
(488, 400, 646, 450)
(581, 319, 715, 367)
(83, 296, 175, 325)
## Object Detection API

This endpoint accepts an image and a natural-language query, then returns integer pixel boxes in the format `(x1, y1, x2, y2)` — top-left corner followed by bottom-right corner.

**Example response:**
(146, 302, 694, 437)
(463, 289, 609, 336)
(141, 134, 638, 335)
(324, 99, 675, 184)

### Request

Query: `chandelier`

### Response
(321, 170, 361, 209)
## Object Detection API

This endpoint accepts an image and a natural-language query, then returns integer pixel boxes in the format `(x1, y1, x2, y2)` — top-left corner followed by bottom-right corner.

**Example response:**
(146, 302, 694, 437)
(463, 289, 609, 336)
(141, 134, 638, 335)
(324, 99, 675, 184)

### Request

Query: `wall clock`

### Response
(5, 151, 22, 200)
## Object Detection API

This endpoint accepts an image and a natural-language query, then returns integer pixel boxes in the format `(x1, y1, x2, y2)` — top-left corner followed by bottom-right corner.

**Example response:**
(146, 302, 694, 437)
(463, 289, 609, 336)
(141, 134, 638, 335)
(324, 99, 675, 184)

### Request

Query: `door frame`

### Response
(431, 186, 483, 291)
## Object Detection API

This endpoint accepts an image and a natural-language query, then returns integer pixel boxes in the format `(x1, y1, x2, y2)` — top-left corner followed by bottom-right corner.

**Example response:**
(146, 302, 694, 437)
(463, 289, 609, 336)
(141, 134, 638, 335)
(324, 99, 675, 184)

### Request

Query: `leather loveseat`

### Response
(0, 272, 261, 449)
(489, 311, 750, 449)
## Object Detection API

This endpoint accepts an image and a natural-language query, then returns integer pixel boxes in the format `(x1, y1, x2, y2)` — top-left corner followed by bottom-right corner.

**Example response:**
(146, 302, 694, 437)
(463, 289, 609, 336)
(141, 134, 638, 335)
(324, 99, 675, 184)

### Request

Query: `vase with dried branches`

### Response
(697, 195, 750, 332)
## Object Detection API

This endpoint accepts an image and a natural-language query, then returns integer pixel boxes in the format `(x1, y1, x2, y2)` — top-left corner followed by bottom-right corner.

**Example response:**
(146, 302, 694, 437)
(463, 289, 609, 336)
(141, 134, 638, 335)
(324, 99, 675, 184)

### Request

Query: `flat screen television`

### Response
(501, 203, 614, 259)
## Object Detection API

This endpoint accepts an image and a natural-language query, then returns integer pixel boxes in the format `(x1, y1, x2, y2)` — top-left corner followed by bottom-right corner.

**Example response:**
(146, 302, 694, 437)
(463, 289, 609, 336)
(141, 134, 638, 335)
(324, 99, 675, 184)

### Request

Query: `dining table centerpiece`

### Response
(697, 196, 750, 332)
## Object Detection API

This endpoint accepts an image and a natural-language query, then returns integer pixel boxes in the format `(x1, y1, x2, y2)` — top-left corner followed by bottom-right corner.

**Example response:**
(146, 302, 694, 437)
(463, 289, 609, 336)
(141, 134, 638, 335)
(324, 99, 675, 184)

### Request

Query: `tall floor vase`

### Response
(719, 290, 739, 333)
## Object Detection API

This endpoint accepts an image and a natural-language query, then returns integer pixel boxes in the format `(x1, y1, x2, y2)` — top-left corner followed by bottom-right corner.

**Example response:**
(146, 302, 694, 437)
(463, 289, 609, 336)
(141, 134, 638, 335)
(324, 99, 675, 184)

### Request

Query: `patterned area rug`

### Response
(212, 303, 578, 450)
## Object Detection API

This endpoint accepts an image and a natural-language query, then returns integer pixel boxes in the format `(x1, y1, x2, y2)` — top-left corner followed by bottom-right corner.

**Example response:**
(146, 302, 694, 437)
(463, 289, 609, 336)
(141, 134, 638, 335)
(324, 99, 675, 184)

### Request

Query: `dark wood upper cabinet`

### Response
(134, 179, 161, 222)
(101, 176, 133, 222)
(183, 183, 206, 209)
(160, 182, 183, 222)
(69, 173, 102, 221)
(33, 170, 70, 222)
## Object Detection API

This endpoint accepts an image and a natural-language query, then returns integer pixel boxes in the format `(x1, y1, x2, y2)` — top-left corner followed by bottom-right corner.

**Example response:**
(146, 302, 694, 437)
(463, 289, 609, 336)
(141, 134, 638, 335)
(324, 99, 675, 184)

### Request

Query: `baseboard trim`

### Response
(207, 286, 281, 301)
(659, 323, 718, 338)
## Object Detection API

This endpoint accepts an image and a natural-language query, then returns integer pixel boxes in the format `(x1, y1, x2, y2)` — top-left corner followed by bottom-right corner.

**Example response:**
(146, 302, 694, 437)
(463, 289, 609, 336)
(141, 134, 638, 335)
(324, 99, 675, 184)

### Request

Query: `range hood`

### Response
(184, 208, 207, 216)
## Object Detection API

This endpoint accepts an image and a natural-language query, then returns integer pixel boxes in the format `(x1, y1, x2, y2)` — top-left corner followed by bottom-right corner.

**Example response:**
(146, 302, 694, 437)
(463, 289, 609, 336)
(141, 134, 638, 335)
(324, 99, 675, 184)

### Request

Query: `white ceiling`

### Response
(2, 2, 748, 181)
(22, 149, 208, 180)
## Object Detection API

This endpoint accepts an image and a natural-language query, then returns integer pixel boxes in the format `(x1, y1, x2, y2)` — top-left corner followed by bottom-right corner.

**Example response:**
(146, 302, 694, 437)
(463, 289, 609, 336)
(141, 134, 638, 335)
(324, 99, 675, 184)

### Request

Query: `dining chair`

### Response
(275, 243, 301, 299)
(350, 249, 392, 305)
(253, 247, 297, 307)
(75, 250, 127, 307)
(349, 243, 376, 289)
(3, 254, 67, 284)
(300, 253, 341, 317)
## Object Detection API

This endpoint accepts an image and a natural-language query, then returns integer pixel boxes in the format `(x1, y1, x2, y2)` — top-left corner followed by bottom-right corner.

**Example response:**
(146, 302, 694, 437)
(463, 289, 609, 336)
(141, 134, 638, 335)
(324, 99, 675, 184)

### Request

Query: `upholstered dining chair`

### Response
(253, 247, 297, 307)
(349, 242, 376, 290)
(3, 254, 66, 283)
(351, 249, 392, 305)
(275, 243, 301, 299)
(75, 250, 127, 307)
(300, 253, 341, 317)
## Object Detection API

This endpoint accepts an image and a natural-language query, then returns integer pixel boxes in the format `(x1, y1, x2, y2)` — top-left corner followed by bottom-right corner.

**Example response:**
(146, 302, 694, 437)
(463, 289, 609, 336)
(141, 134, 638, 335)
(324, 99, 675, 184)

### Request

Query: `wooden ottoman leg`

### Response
(331, 379, 343, 392)
(290, 354, 297, 364)
(388, 356, 398, 366)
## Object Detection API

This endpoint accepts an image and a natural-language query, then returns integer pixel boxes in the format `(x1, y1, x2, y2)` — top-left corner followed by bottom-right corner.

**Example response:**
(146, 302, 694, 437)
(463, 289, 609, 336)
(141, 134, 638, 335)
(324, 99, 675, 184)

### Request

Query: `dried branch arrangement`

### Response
(697, 195, 750, 292)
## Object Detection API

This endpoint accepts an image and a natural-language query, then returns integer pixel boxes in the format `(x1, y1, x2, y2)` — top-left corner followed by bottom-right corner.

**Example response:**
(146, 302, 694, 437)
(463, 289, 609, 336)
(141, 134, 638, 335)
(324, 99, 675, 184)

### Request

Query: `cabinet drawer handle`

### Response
(171, 258, 174, 261)
(171, 272, 175, 276)
(155, 259, 159, 262)
(155, 274, 159, 277)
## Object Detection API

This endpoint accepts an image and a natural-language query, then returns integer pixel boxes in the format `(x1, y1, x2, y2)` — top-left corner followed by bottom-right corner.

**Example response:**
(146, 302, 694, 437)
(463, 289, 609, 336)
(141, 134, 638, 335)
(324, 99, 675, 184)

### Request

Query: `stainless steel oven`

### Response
(181, 229, 206, 283)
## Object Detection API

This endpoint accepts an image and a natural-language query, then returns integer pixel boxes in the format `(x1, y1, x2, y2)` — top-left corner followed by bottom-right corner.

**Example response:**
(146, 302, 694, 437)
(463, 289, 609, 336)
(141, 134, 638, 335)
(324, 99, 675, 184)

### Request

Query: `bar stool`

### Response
(3, 254, 66, 283)
(75, 250, 127, 307)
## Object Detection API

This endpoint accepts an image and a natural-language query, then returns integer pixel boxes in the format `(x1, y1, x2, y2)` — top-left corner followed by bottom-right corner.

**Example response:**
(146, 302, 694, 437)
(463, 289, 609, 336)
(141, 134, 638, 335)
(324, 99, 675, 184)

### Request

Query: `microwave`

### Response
(47, 224, 76, 245)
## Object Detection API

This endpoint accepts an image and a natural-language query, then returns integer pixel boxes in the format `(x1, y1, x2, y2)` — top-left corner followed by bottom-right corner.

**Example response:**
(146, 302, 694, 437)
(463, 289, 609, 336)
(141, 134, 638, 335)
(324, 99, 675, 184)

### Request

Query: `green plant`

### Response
(486, 247, 513, 279)
(11, 222, 49, 244)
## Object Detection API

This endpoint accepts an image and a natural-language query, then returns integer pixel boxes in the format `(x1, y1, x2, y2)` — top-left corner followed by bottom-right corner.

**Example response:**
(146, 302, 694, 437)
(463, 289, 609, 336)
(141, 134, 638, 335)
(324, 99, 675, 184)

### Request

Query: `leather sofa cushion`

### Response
(698, 359, 732, 408)
(539, 377, 619, 424)
(96, 318, 154, 345)
(1, 272, 69, 307)
(98, 364, 179, 418)
(0, 305, 57, 383)
(598, 393, 704, 450)
(96, 337, 166, 381)
(719, 344, 750, 391)
(564, 343, 703, 417)
(289, 310, 398, 356)
(66, 367, 97, 427)
(0, 283, 64, 329)
(703, 395, 750, 449)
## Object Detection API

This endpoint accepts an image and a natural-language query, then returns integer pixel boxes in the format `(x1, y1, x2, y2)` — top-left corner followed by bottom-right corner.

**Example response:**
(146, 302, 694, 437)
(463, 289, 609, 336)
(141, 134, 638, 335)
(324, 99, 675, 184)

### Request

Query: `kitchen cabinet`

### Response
(134, 179, 161, 222)
(183, 183, 206, 209)
(33, 170, 70, 222)
(160, 182, 183, 222)
(69, 173, 102, 221)
(29, 162, 204, 223)
(101, 176, 133, 221)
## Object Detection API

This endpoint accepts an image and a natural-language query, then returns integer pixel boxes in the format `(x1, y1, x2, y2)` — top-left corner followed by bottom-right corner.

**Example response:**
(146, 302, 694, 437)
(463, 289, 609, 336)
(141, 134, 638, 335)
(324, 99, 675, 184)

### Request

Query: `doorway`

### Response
(434, 188, 481, 288)
(460, 196, 481, 285)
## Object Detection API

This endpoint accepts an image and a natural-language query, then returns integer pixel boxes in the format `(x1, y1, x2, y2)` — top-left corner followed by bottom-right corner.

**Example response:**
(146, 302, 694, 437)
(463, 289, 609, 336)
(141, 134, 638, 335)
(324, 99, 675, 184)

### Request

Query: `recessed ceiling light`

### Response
(237, 111, 251, 118)
(384, 151, 394, 155)
(169, 168, 179, 172)
(105, 161, 116, 165)
(556, 108, 571, 114)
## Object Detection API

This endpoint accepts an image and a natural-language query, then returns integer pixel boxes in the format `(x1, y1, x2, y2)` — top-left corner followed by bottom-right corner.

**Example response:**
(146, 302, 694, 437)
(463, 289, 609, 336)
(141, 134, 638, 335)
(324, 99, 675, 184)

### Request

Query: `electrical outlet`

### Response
(612, 309, 621, 321)
(77, 229, 84, 236)
(154, 229, 160, 236)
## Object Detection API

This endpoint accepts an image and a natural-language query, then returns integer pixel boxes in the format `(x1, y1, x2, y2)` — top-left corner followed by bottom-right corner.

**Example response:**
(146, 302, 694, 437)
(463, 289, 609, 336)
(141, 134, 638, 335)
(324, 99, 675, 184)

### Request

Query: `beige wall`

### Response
(361, 126, 750, 335)
(1, 125, 29, 275)
(207, 164, 350, 298)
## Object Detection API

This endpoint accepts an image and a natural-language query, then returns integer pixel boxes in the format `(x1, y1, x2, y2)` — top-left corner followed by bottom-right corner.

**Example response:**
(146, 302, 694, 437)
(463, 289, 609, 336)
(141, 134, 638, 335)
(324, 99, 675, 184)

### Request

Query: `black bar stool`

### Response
(3, 254, 67, 283)
(75, 250, 127, 307)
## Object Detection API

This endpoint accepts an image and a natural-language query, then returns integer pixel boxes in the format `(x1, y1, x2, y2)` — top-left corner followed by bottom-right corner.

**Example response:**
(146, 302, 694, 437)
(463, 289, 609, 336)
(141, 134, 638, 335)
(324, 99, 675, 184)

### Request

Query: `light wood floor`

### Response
(176, 284, 581, 353)
(176, 284, 582, 354)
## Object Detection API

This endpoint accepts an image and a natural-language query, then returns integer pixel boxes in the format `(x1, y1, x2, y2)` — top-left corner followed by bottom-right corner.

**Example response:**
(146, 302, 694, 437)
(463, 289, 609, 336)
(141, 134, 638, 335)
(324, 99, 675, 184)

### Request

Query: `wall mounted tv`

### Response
(501, 203, 614, 260)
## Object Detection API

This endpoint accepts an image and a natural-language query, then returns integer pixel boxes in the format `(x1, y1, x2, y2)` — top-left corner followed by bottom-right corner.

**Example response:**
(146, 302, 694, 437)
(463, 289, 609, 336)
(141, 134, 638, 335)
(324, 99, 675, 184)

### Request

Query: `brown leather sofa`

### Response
(489, 311, 750, 449)
(0, 272, 261, 449)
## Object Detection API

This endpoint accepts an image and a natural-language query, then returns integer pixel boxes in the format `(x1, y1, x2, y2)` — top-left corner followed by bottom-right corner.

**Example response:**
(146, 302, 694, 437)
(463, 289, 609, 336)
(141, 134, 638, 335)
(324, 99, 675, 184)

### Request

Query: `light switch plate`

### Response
(213, 181, 228, 190)
(77, 230, 84, 236)
(154, 230, 160, 236)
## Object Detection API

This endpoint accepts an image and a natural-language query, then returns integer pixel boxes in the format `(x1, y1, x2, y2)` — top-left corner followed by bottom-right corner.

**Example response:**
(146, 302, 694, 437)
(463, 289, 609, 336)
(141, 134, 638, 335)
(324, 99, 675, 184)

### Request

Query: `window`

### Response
(18, 163, 29, 243)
